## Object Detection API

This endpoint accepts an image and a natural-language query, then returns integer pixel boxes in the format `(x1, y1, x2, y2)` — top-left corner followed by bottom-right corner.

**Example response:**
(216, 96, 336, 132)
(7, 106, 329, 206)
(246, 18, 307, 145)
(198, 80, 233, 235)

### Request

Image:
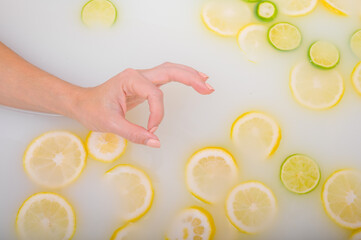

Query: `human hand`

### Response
(71, 62, 214, 148)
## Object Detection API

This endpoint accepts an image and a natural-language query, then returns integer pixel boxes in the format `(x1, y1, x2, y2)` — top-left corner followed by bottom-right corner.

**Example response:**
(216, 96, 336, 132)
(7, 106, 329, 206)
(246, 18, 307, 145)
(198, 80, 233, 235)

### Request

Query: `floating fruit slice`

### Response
(185, 147, 238, 204)
(322, 169, 361, 229)
(351, 30, 361, 59)
(111, 223, 133, 240)
(81, 0, 117, 27)
(268, 22, 302, 51)
(86, 131, 126, 162)
(351, 229, 361, 240)
(105, 164, 153, 222)
(226, 181, 277, 234)
(231, 111, 281, 158)
(277, 0, 317, 16)
(280, 154, 321, 194)
(321, 0, 349, 16)
(201, 0, 251, 36)
(166, 207, 215, 240)
(351, 61, 361, 96)
(16, 192, 75, 240)
(256, 1, 278, 21)
(308, 41, 340, 69)
(23, 131, 86, 188)
(290, 61, 344, 110)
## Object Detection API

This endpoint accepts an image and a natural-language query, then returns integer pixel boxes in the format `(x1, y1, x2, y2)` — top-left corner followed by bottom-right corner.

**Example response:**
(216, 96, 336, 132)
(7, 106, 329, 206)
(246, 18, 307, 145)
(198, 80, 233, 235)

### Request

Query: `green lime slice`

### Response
(81, 0, 117, 27)
(308, 41, 340, 69)
(268, 22, 302, 51)
(280, 154, 321, 194)
(351, 29, 361, 59)
(256, 1, 277, 21)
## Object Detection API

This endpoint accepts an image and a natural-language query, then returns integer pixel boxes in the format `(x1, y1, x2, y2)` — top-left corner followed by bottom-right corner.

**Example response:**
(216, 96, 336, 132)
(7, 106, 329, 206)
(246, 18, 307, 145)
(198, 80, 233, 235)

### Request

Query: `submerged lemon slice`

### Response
(290, 61, 344, 110)
(280, 154, 321, 194)
(226, 181, 277, 234)
(186, 147, 238, 204)
(16, 192, 76, 240)
(309, 41, 340, 69)
(322, 169, 361, 229)
(86, 131, 126, 163)
(277, 0, 317, 16)
(351, 229, 361, 240)
(231, 111, 281, 158)
(351, 30, 361, 59)
(111, 223, 133, 240)
(23, 131, 86, 188)
(321, 0, 349, 16)
(201, 0, 251, 36)
(351, 61, 361, 96)
(268, 22, 302, 51)
(105, 164, 153, 222)
(81, 0, 117, 27)
(166, 207, 215, 240)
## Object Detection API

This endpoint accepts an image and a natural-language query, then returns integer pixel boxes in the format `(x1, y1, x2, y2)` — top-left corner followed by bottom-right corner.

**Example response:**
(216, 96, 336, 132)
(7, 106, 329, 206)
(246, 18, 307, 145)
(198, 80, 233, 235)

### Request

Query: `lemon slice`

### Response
(201, 0, 251, 36)
(238, 24, 269, 63)
(277, 0, 317, 16)
(322, 169, 361, 229)
(111, 223, 133, 240)
(81, 0, 117, 27)
(86, 131, 126, 163)
(321, 0, 349, 16)
(351, 229, 361, 240)
(268, 22, 302, 51)
(351, 30, 361, 59)
(16, 192, 75, 240)
(185, 147, 238, 204)
(352, 62, 361, 96)
(226, 181, 277, 234)
(231, 111, 281, 158)
(309, 41, 340, 69)
(255, 1, 278, 22)
(290, 61, 344, 110)
(105, 164, 153, 222)
(280, 154, 321, 194)
(23, 131, 86, 188)
(166, 206, 215, 240)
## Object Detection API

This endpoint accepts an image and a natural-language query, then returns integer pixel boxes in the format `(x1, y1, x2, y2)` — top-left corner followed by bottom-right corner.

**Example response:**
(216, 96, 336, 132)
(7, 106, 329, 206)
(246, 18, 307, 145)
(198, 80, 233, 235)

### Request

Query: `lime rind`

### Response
(351, 29, 361, 59)
(268, 22, 302, 51)
(308, 41, 340, 69)
(256, 1, 278, 22)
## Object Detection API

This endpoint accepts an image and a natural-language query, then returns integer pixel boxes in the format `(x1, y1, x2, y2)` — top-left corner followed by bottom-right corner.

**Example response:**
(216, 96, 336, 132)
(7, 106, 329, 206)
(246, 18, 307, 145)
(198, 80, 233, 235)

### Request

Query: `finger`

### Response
(161, 62, 208, 79)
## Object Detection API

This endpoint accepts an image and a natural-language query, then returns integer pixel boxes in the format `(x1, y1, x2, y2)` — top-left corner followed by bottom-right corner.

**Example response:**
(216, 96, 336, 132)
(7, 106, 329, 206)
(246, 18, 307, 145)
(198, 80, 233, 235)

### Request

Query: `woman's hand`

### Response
(71, 62, 214, 148)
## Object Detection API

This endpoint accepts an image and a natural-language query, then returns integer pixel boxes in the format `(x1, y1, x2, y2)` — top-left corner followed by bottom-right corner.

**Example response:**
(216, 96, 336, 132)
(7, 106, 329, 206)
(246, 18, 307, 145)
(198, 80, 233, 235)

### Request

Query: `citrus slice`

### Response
(351, 229, 361, 240)
(308, 41, 340, 69)
(23, 131, 86, 188)
(111, 223, 133, 240)
(321, 0, 349, 16)
(280, 154, 321, 194)
(226, 181, 277, 234)
(277, 0, 317, 16)
(351, 62, 361, 96)
(351, 30, 361, 59)
(238, 24, 269, 63)
(86, 131, 126, 163)
(290, 61, 344, 110)
(231, 111, 281, 158)
(81, 0, 117, 27)
(185, 147, 238, 204)
(201, 0, 251, 36)
(16, 192, 75, 240)
(105, 164, 153, 222)
(256, 1, 278, 22)
(166, 207, 215, 240)
(322, 169, 361, 229)
(268, 22, 302, 51)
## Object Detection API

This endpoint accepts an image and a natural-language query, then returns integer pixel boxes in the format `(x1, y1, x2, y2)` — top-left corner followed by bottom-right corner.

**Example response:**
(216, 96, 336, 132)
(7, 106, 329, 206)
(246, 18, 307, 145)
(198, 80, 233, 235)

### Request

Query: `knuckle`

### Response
(161, 62, 173, 68)
(123, 68, 137, 75)
(128, 131, 147, 144)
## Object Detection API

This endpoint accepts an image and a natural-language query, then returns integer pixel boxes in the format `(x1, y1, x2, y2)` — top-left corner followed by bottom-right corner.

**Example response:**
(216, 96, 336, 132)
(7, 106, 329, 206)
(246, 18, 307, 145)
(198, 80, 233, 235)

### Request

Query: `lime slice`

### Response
(268, 22, 302, 51)
(81, 0, 117, 27)
(280, 154, 321, 194)
(256, 1, 277, 22)
(351, 30, 361, 59)
(308, 41, 340, 69)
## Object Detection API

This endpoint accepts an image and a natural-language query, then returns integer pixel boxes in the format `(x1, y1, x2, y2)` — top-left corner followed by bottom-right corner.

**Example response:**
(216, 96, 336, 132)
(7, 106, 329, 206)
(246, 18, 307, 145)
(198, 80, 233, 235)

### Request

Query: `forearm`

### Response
(0, 41, 81, 117)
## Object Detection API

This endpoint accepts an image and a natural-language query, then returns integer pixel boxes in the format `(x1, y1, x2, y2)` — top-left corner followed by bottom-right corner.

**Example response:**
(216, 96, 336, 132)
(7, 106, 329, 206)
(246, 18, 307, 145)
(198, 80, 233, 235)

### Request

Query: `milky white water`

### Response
(0, 0, 361, 239)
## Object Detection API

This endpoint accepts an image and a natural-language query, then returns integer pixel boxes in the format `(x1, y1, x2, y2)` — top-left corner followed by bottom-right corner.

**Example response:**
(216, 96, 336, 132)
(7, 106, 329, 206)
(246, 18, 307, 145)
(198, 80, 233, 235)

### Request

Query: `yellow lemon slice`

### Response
(321, 0, 349, 16)
(81, 0, 117, 27)
(166, 206, 215, 240)
(322, 169, 361, 229)
(351, 229, 361, 240)
(351, 30, 361, 59)
(201, 0, 251, 36)
(86, 131, 126, 163)
(16, 192, 75, 240)
(185, 147, 238, 204)
(309, 41, 340, 69)
(352, 61, 361, 96)
(280, 154, 321, 194)
(226, 181, 277, 234)
(23, 131, 86, 188)
(231, 111, 281, 158)
(111, 223, 133, 240)
(105, 164, 153, 222)
(290, 61, 344, 110)
(277, 0, 317, 16)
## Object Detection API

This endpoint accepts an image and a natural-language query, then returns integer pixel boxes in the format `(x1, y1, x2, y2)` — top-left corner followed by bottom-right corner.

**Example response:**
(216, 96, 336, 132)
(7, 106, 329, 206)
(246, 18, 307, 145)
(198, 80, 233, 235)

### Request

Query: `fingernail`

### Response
(146, 139, 161, 148)
(149, 126, 158, 134)
(199, 72, 209, 79)
(205, 83, 214, 91)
